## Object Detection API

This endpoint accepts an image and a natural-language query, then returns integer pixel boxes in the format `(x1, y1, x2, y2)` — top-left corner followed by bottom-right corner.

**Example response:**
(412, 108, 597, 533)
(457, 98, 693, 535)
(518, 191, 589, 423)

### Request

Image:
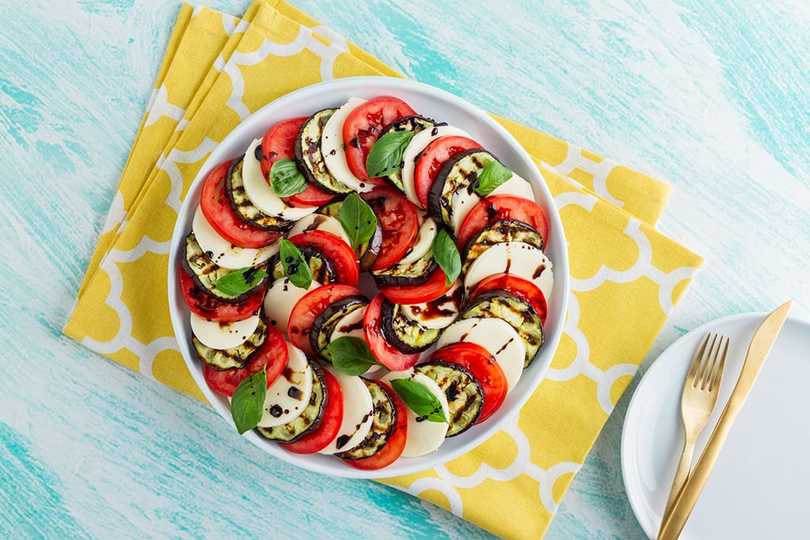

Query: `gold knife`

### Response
(658, 301, 792, 540)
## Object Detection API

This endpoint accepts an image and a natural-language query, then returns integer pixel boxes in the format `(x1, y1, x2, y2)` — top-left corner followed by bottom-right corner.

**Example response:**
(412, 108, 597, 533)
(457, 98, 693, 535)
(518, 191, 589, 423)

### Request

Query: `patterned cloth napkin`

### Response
(65, 2, 702, 537)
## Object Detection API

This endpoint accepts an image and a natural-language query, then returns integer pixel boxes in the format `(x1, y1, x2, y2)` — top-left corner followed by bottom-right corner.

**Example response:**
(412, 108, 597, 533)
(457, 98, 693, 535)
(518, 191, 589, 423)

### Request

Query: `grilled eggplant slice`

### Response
(462, 219, 545, 273)
(337, 380, 396, 460)
(227, 155, 292, 231)
(377, 115, 434, 191)
(184, 233, 267, 301)
(371, 250, 437, 287)
(268, 246, 336, 284)
(318, 200, 382, 270)
(295, 109, 352, 195)
(428, 149, 496, 226)
(462, 291, 543, 367)
(193, 318, 268, 370)
(380, 298, 440, 353)
(310, 296, 368, 357)
(257, 363, 326, 442)
(416, 361, 483, 437)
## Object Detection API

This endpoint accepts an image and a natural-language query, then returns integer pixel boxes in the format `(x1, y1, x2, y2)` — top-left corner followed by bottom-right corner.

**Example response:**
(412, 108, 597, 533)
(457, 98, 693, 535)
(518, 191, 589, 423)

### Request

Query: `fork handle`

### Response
(657, 438, 695, 539)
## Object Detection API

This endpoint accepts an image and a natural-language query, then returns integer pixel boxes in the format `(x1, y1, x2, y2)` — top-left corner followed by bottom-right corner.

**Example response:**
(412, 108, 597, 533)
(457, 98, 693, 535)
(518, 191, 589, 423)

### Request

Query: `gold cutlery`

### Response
(658, 301, 792, 540)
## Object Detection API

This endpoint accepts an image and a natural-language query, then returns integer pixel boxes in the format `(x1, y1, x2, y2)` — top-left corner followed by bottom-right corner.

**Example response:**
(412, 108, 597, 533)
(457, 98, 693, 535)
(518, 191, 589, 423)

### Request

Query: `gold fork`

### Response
(657, 332, 729, 538)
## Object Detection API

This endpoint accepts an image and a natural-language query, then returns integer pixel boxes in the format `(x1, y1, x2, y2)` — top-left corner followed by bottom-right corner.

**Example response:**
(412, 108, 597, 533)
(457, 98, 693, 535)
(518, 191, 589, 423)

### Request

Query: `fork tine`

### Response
(694, 333, 718, 388)
(709, 336, 729, 392)
(699, 334, 722, 390)
(688, 334, 710, 383)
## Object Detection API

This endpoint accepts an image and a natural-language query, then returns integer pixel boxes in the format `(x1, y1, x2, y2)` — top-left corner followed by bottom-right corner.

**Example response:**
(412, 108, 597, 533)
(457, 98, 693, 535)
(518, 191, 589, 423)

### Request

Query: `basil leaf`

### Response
(326, 336, 377, 376)
(391, 378, 447, 423)
(214, 266, 267, 296)
(338, 192, 377, 250)
(431, 228, 461, 285)
(365, 130, 415, 177)
(271, 158, 307, 196)
(279, 238, 312, 289)
(474, 159, 513, 197)
(230, 370, 267, 434)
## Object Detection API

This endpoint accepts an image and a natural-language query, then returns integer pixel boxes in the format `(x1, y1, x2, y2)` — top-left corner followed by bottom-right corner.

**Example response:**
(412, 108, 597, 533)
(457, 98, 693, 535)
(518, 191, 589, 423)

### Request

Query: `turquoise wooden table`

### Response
(2, 0, 809, 537)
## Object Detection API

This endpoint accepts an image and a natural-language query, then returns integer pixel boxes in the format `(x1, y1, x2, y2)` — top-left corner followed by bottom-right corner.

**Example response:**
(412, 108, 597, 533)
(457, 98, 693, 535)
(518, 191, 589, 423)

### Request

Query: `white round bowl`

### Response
(168, 77, 569, 479)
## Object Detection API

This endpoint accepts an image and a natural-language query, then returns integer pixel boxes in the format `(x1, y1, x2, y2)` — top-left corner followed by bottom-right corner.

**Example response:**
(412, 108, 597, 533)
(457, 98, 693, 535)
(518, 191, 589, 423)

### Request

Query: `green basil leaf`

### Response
(365, 130, 415, 177)
(338, 192, 377, 250)
(279, 238, 312, 289)
(474, 159, 513, 197)
(214, 266, 267, 296)
(391, 378, 447, 423)
(431, 228, 461, 285)
(271, 158, 307, 196)
(230, 370, 267, 434)
(325, 336, 377, 376)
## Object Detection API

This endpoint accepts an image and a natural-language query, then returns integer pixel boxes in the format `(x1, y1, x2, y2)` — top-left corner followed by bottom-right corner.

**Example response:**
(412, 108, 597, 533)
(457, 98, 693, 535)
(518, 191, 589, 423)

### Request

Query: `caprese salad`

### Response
(177, 95, 553, 470)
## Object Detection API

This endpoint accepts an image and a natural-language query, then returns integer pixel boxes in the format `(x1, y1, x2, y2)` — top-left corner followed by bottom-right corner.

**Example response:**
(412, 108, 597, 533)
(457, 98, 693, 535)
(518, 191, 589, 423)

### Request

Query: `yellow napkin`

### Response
(65, 2, 702, 538)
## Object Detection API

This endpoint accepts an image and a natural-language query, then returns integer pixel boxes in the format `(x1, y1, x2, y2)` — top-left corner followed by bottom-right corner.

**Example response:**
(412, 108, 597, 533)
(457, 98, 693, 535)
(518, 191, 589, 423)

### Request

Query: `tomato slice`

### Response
(380, 268, 454, 305)
(259, 117, 334, 208)
(343, 96, 417, 184)
(179, 267, 266, 323)
(363, 294, 420, 371)
(457, 195, 550, 251)
(431, 342, 507, 423)
(203, 324, 289, 397)
(288, 284, 362, 356)
(199, 160, 281, 248)
(469, 273, 548, 324)
(343, 381, 407, 470)
(289, 230, 360, 286)
(362, 185, 420, 271)
(414, 136, 481, 208)
(282, 367, 344, 454)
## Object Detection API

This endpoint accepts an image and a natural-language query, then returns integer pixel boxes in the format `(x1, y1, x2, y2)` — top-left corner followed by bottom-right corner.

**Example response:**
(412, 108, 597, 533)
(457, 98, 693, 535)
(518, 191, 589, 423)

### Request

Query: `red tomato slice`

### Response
(179, 267, 266, 323)
(431, 342, 507, 423)
(457, 195, 550, 251)
(282, 367, 344, 454)
(289, 230, 360, 286)
(469, 273, 548, 324)
(259, 117, 334, 208)
(414, 136, 481, 208)
(363, 294, 420, 371)
(199, 161, 281, 248)
(288, 284, 362, 356)
(343, 381, 407, 470)
(343, 96, 417, 184)
(362, 185, 420, 271)
(203, 324, 289, 397)
(380, 268, 454, 305)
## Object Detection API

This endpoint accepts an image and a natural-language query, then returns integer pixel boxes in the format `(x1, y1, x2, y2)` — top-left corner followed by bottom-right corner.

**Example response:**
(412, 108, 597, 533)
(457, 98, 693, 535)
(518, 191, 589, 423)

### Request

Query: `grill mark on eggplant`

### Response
(428, 148, 496, 224)
(416, 361, 483, 437)
(310, 296, 368, 358)
(371, 251, 437, 287)
(184, 233, 267, 302)
(337, 380, 397, 460)
(269, 246, 336, 284)
(376, 115, 434, 190)
(193, 318, 268, 370)
(226, 157, 293, 231)
(295, 108, 351, 195)
(462, 219, 544, 273)
(256, 362, 326, 443)
(380, 299, 440, 353)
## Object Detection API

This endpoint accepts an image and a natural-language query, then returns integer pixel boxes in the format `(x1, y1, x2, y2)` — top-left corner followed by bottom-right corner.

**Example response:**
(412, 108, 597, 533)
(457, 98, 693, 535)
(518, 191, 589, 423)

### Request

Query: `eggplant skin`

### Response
(380, 299, 440, 353)
(416, 360, 483, 437)
(226, 156, 293, 231)
(295, 108, 352, 195)
(193, 318, 268, 370)
(309, 296, 368, 357)
(377, 115, 435, 191)
(315, 201, 381, 270)
(371, 252, 437, 287)
(337, 380, 397, 460)
(268, 246, 336, 285)
(427, 148, 495, 225)
(462, 219, 545, 272)
(256, 362, 326, 443)
(184, 232, 268, 303)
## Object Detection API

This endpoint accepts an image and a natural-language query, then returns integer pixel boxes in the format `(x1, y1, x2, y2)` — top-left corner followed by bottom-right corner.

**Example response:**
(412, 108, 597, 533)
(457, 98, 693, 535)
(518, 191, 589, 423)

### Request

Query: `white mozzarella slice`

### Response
(382, 369, 449, 457)
(258, 343, 313, 427)
(319, 369, 374, 455)
(321, 97, 372, 193)
(398, 217, 437, 265)
(401, 126, 471, 207)
(401, 281, 461, 330)
(437, 318, 525, 391)
(289, 213, 351, 246)
(263, 278, 320, 331)
(449, 174, 535, 234)
(463, 241, 554, 301)
(190, 310, 261, 350)
(191, 206, 278, 269)
(241, 138, 318, 221)
(491, 173, 535, 200)
(330, 307, 366, 341)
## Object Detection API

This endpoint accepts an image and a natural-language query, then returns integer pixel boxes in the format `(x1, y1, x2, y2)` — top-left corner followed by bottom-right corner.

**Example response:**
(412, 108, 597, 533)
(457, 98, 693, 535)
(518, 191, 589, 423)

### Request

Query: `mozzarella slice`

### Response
(464, 241, 554, 301)
(190, 310, 261, 350)
(401, 126, 471, 207)
(258, 343, 313, 427)
(192, 206, 278, 269)
(241, 138, 318, 221)
(330, 306, 366, 341)
(492, 173, 535, 200)
(263, 277, 320, 331)
(449, 174, 535, 234)
(321, 97, 372, 193)
(289, 213, 351, 246)
(319, 369, 374, 455)
(401, 281, 461, 330)
(398, 217, 437, 265)
(382, 369, 450, 457)
(437, 318, 525, 391)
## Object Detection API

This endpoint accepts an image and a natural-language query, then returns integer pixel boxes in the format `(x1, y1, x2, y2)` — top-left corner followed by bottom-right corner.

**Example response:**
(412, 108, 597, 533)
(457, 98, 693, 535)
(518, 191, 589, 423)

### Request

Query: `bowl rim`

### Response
(168, 76, 570, 479)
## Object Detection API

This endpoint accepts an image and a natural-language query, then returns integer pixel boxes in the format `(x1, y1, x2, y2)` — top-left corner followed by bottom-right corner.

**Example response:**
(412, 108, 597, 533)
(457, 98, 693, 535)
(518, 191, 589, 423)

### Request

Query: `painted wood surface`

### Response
(1, 0, 808, 538)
